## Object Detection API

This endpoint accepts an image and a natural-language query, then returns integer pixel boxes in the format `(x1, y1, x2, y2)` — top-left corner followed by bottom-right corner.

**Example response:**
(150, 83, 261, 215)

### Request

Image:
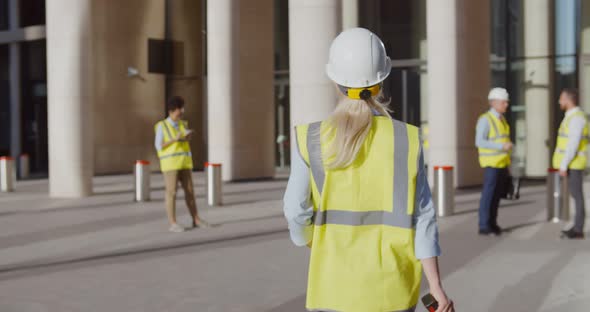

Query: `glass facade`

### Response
(490, 0, 583, 173)
(360, 0, 427, 128)
(1, 0, 49, 173)
(0, 44, 9, 157)
(19, 0, 46, 27)
(0, 0, 8, 30)
(20, 40, 48, 173)
(274, 0, 290, 168)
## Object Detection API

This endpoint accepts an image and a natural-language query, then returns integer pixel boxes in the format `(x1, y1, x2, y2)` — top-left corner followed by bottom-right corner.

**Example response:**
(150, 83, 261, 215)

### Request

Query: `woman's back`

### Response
(295, 116, 423, 311)
(283, 27, 452, 312)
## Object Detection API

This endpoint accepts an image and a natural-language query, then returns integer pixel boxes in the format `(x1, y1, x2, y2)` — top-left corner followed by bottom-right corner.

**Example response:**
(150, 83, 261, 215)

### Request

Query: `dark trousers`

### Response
(479, 167, 508, 231)
(568, 170, 586, 232)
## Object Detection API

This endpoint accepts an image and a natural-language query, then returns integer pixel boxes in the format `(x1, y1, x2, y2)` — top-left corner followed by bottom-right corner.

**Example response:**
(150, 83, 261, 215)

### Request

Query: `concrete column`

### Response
(580, 2, 590, 115)
(207, 0, 275, 181)
(427, 0, 490, 187)
(8, 0, 20, 164)
(523, 0, 552, 177)
(342, 0, 358, 30)
(289, 0, 340, 133)
(47, 0, 94, 197)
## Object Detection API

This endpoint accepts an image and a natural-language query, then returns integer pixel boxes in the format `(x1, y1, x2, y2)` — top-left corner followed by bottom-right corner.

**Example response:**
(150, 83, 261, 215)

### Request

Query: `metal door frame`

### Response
(390, 59, 427, 123)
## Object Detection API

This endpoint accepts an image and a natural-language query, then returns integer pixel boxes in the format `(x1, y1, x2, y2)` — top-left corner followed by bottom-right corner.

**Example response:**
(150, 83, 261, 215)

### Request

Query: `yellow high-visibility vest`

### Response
(155, 119, 193, 172)
(296, 116, 422, 312)
(552, 110, 589, 170)
(477, 112, 511, 168)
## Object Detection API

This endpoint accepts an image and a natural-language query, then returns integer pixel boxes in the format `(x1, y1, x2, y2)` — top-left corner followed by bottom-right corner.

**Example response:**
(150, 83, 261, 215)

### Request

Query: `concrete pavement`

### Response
(0, 172, 589, 311)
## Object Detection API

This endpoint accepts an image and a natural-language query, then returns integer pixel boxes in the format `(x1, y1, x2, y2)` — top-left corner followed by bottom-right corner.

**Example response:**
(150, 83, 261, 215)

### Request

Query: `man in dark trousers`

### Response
(553, 89, 587, 239)
(475, 88, 514, 236)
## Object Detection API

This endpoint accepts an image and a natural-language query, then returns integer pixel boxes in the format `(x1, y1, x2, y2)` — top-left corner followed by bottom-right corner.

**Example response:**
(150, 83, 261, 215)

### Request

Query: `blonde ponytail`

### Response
(322, 92, 392, 170)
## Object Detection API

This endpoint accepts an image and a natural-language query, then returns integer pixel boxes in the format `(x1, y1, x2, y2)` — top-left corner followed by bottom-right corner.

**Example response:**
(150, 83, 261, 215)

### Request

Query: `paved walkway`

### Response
(0, 172, 589, 311)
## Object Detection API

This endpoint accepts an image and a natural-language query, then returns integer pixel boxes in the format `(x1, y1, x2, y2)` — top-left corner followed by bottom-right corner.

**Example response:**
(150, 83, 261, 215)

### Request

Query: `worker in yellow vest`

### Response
(553, 88, 587, 239)
(476, 88, 513, 236)
(154, 96, 209, 233)
(283, 28, 453, 312)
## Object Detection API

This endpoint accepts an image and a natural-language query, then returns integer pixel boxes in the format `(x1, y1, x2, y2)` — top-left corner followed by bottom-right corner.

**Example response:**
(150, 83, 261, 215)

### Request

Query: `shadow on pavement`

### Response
(266, 294, 307, 312)
(0, 228, 288, 281)
(0, 208, 166, 249)
(488, 250, 574, 312)
(452, 200, 536, 216)
(502, 220, 545, 233)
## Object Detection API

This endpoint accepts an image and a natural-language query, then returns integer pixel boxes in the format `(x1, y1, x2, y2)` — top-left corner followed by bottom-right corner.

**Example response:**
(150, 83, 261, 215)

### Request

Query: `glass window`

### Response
(20, 40, 48, 173)
(360, 0, 427, 61)
(554, 0, 580, 129)
(0, 44, 9, 157)
(20, 0, 45, 27)
(0, 0, 8, 30)
(274, 0, 290, 167)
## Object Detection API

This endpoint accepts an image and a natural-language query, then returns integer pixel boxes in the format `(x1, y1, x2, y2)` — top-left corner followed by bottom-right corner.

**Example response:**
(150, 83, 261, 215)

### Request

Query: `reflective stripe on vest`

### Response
(297, 117, 422, 312)
(306, 120, 414, 229)
(155, 120, 194, 172)
(477, 112, 511, 168)
(552, 111, 589, 170)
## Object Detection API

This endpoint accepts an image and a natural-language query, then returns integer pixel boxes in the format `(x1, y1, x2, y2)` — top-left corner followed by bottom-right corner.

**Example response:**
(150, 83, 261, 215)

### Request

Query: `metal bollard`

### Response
(19, 154, 30, 179)
(205, 162, 222, 206)
(134, 160, 151, 202)
(0, 156, 15, 192)
(546, 168, 569, 223)
(433, 166, 454, 217)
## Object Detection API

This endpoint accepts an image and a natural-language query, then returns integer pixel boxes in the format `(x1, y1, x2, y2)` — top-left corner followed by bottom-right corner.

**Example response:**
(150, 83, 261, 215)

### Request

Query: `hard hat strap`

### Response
(339, 84, 381, 100)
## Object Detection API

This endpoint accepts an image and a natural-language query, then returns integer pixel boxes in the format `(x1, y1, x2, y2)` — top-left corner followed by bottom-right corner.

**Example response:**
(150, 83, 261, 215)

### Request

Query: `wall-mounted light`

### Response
(127, 67, 140, 77)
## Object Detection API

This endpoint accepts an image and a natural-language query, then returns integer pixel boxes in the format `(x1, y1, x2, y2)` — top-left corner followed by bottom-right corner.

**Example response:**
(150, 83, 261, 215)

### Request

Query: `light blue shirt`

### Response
(475, 109, 505, 150)
(283, 128, 441, 260)
(154, 117, 179, 152)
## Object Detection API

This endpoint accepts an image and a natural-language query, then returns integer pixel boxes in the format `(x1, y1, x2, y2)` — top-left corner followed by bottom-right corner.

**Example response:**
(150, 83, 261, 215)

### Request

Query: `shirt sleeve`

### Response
(155, 123, 163, 152)
(413, 144, 442, 260)
(560, 115, 586, 171)
(283, 148, 314, 247)
(475, 116, 504, 150)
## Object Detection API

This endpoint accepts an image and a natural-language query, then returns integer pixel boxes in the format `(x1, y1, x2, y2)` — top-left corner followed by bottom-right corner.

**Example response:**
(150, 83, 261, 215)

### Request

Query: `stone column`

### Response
(46, 0, 94, 197)
(288, 0, 340, 137)
(342, 0, 358, 30)
(580, 1, 590, 118)
(426, 0, 490, 187)
(523, 0, 552, 177)
(207, 0, 275, 181)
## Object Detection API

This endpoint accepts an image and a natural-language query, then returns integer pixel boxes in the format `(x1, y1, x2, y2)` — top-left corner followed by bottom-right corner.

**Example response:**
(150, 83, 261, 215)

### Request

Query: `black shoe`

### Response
(479, 229, 500, 236)
(561, 228, 585, 240)
(491, 225, 503, 235)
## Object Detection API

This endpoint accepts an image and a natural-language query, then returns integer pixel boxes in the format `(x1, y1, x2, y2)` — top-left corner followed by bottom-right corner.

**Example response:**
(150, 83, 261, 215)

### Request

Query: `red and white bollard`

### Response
(433, 166, 454, 217)
(205, 163, 222, 206)
(0, 156, 15, 192)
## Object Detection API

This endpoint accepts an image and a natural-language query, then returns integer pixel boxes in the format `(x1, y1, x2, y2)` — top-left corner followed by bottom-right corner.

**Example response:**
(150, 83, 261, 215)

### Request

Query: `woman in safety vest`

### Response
(283, 28, 454, 312)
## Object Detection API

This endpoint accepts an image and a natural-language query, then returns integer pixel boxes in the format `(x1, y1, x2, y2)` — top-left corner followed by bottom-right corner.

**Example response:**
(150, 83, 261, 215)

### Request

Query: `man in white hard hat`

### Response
(475, 88, 513, 236)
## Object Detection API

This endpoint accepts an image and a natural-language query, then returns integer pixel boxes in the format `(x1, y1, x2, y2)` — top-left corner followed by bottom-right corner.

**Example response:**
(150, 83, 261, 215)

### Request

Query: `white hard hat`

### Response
(326, 28, 392, 88)
(488, 87, 509, 101)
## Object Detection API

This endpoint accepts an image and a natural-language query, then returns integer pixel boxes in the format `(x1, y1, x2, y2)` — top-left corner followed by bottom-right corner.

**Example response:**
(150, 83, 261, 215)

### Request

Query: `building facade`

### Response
(0, 0, 589, 197)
